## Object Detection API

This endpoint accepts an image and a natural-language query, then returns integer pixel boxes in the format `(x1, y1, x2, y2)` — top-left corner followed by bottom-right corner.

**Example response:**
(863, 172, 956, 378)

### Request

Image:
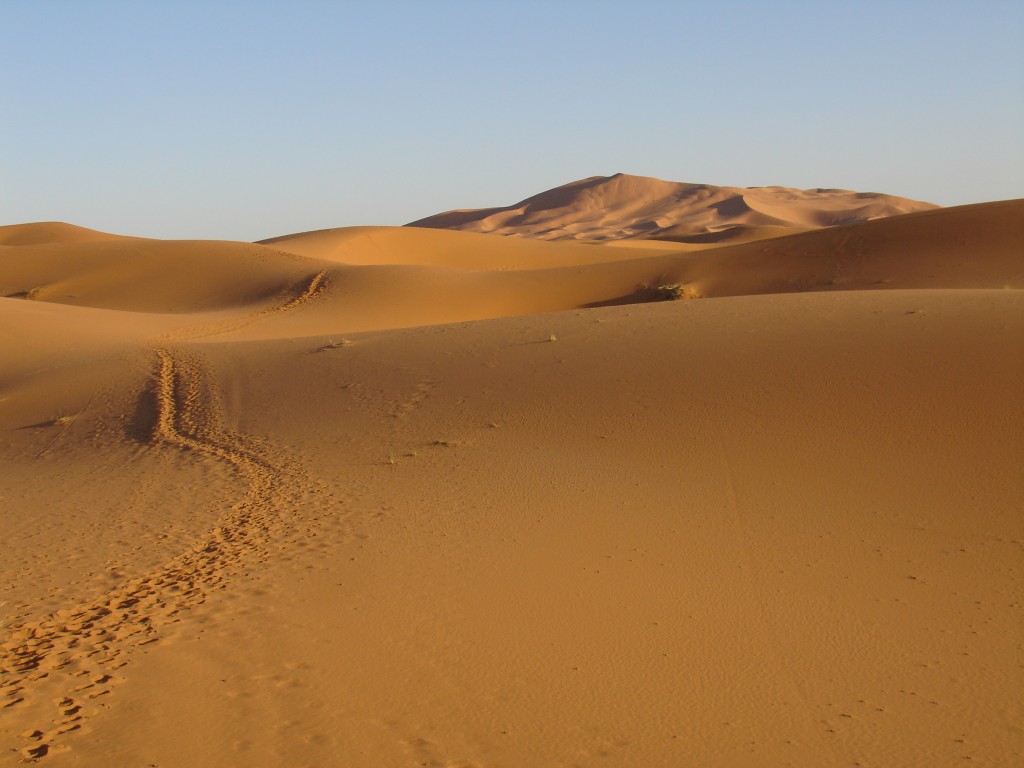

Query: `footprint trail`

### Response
(1, 271, 333, 762)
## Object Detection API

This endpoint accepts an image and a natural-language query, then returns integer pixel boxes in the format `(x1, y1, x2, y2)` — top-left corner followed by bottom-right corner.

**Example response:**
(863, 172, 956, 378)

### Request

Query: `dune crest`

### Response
(406, 172, 938, 241)
(0, 222, 136, 247)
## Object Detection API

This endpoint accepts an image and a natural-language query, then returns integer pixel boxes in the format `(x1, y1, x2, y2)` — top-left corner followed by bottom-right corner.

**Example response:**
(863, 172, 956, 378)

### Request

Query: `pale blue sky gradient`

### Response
(2, 0, 1022, 240)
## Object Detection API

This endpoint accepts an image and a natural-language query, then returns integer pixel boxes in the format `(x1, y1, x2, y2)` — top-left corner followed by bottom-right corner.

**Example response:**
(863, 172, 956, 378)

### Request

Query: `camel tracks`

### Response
(2, 271, 331, 761)
(165, 269, 330, 342)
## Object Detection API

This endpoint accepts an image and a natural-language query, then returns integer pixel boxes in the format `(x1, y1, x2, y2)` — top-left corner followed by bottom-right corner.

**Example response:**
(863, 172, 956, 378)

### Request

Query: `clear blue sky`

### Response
(2, 0, 1022, 240)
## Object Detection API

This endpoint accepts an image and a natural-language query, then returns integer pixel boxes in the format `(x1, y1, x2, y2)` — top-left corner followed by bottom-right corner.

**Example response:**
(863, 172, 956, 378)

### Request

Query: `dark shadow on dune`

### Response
(652, 227, 745, 245)
(582, 286, 691, 309)
(125, 380, 159, 444)
(582, 289, 662, 309)
(18, 419, 66, 430)
(710, 195, 754, 217)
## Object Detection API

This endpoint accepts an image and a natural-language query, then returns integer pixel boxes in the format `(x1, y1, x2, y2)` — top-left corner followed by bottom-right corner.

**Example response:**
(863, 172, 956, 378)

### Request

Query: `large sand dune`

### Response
(407, 173, 939, 242)
(0, 196, 1021, 766)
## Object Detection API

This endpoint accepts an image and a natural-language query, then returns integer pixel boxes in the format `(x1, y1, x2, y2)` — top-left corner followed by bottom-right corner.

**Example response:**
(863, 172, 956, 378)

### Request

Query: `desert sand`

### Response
(0, 183, 1022, 767)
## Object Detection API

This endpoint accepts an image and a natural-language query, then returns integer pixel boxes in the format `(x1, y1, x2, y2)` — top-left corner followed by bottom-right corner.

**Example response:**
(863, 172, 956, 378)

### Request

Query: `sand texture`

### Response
(1, 193, 1022, 766)
(406, 173, 938, 242)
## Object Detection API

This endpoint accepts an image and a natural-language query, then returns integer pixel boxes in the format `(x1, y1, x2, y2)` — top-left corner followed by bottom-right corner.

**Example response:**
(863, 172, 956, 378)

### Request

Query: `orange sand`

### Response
(0, 189, 1021, 766)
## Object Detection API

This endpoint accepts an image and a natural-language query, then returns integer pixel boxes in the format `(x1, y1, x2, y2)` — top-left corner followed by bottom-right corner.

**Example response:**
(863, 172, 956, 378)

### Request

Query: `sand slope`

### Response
(0, 223, 137, 247)
(0, 198, 1021, 766)
(407, 173, 938, 242)
(260, 224, 676, 269)
(0, 233, 331, 314)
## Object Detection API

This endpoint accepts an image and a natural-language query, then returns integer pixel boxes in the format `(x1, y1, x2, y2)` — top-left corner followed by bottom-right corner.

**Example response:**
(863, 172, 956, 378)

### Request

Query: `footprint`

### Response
(21, 743, 49, 759)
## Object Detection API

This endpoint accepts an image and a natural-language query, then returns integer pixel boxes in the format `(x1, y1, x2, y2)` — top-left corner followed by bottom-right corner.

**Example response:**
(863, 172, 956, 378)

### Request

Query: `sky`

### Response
(1, 0, 1022, 241)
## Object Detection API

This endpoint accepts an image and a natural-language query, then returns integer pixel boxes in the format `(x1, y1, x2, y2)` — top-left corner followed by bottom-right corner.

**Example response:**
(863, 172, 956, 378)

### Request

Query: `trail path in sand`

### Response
(0, 272, 331, 762)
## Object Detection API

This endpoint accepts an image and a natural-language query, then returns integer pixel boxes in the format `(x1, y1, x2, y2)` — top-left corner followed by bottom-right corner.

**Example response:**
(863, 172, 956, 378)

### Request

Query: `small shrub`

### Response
(655, 283, 698, 301)
(318, 338, 352, 352)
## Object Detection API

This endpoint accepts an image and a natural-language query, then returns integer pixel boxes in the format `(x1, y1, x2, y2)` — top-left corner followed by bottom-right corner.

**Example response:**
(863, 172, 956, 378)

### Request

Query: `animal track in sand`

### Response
(400, 733, 483, 768)
(1, 271, 335, 762)
(170, 269, 329, 341)
(393, 380, 435, 419)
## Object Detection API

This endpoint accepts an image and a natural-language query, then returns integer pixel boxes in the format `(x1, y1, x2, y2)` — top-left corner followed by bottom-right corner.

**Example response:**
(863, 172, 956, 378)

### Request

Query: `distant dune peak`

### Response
(0, 221, 134, 246)
(406, 173, 939, 242)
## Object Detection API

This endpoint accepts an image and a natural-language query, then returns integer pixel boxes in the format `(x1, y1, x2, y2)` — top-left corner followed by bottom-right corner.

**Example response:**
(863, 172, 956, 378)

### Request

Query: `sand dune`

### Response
(407, 173, 938, 242)
(639, 198, 1024, 300)
(0, 222, 137, 247)
(260, 225, 674, 269)
(0, 236, 330, 314)
(0, 192, 1021, 766)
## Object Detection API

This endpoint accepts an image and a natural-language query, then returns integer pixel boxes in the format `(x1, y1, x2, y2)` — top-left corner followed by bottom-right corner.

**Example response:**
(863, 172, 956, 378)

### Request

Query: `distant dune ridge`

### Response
(0, 221, 137, 247)
(406, 172, 939, 242)
(0, 182, 1022, 766)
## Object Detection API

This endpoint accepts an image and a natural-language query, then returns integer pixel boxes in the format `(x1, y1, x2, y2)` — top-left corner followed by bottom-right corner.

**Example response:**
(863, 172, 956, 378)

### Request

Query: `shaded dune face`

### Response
(406, 172, 939, 242)
(0, 189, 1021, 766)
